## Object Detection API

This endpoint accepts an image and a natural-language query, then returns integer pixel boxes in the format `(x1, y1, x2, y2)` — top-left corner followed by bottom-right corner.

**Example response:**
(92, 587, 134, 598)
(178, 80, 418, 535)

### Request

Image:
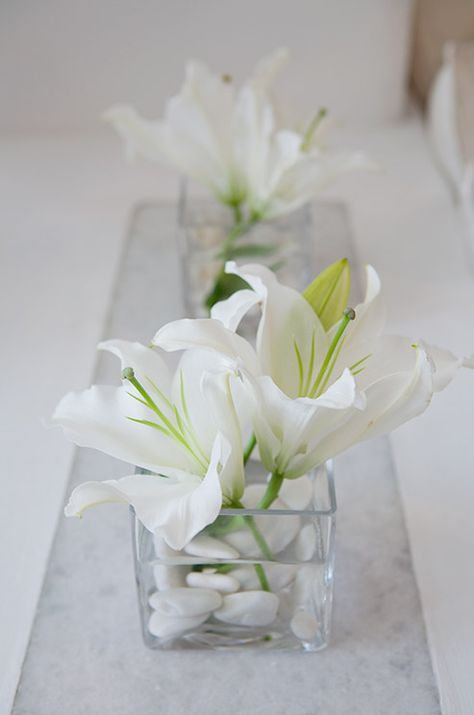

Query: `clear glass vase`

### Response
(131, 462, 336, 652)
(177, 185, 314, 317)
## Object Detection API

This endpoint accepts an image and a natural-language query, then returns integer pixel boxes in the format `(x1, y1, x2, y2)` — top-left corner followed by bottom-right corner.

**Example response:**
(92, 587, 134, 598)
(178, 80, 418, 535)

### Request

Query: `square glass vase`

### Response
(131, 462, 336, 652)
(177, 187, 314, 317)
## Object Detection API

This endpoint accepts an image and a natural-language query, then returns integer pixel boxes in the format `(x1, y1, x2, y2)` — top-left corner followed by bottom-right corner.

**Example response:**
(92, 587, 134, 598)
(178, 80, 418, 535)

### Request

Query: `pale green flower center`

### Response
(122, 367, 208, 473)
(293, 308, 371, 398)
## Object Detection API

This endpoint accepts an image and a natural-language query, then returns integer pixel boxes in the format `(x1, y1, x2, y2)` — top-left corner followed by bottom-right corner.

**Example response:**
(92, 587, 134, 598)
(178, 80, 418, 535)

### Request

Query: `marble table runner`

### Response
(12, 202, 440, 715)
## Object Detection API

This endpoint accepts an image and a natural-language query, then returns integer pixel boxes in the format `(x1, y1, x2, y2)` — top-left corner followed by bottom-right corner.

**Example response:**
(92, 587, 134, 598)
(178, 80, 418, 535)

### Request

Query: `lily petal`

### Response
(99, 339, 172, 393)
(53, 384, 195, 475)
(153, 318, 259, 374)
(201, 369, 245, 503)
(211, 289, 261, 332)
(225, 262, 328, 397)
(103, 105, 166, 161)
(314, 346, 434, 464)
(248, 47, 289, 92)
(422, 342, 474, 391)
(244, 368, 362, 478)
(65, 434, 227, 550)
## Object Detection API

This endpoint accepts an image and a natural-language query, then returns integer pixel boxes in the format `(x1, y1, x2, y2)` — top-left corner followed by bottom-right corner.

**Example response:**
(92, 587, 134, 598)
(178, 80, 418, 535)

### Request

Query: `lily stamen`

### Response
(122, 367, 208, 471)
(308, 307, 356, 398)
(301, 107, 327, 152)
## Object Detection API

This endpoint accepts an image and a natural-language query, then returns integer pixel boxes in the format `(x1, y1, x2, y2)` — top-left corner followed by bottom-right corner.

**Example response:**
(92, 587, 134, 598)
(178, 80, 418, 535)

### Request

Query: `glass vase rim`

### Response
(134, 462, 337, 523)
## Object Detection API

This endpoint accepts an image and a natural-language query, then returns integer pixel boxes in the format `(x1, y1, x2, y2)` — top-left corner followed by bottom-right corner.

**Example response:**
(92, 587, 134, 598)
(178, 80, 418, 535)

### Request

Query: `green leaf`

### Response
(303, 258, 351, 330)
(217, 243, 278, 260)
(204, 272, 251, 311)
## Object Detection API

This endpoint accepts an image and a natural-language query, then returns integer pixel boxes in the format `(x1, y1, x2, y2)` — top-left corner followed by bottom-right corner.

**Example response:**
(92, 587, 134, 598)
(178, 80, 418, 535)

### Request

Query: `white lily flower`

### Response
(153, 263, 472, 479)
(53, 340, 245, 549)
(104, 50, 288, 209)
(234, 100, 375, 220)
(105, 48, 373, 221)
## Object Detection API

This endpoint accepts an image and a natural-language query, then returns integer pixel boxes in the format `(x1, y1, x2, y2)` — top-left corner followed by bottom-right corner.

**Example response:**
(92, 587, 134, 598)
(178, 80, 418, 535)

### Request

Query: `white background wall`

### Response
(0, 0, 413, 132)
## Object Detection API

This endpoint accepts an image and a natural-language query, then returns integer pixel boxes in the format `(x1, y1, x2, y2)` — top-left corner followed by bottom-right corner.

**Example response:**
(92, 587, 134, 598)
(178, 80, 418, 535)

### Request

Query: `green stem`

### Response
(242, 514, 274, 562)
(243, 433, 257, 465)
(232, 202, 243, 224)
(253, 564, 271, 592)
(257, 471, 285, 510)
(231, 498, 275, 592)
(204, 216, 258, 312)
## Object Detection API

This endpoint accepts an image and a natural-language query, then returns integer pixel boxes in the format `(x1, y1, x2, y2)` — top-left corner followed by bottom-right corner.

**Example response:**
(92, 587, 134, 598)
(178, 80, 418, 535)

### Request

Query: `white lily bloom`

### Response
(53, 340, 245, 549)
(104, 49, 373, 221)
(153, 263, 472, 478)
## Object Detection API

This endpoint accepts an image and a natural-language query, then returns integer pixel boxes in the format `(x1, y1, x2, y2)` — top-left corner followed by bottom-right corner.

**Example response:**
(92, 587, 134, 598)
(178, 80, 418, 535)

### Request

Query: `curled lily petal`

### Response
(65, 433, 226, 550)
(103, 105, 166, 160)
(225, 262, 328, 397)
(153, 318, 259, 374)
(99, 339, 172, 392)
(211, 289, 260, 332)
(243, 367, 363, 478)
(313, 346, 435, 465)
(422, 342, 474, 391)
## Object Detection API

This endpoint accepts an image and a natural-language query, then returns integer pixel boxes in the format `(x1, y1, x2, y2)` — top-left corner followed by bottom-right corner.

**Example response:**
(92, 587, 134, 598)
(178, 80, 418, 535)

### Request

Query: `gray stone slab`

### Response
(12, 202, 440, 715)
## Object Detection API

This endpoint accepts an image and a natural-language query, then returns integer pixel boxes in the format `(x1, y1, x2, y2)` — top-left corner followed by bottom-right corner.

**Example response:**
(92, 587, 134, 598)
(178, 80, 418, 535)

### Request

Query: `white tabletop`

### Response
(1, 113, 473, 714)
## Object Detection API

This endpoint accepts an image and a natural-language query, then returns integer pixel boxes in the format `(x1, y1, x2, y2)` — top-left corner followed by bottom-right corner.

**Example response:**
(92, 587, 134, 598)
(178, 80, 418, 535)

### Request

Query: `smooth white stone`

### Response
(277, 591, 294, 621)
(153, 564, 187, 591)
(279, 475, 313, 510)
(232, 564, 297, 592)
(240, 484, 267, 508)
(223, 512, 300, 557)
(185, 571, 239, 593)
(291, 564, 317, 607)
(184, 534, 240, 560)
(229, 566, 259, 590)
(149, 587, 222, 616)
(268, 564, 298, 591)
(148, 610, 208, 639)
(223, 483, 300, 556)
(290, 610, 319, 641)
(294, 524, 317, 561)
(214, 591, 279, 626)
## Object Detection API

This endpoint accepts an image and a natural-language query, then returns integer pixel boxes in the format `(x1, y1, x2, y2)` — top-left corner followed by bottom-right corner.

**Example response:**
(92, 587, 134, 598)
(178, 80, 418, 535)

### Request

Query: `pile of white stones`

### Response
(147, 478, 321, 644)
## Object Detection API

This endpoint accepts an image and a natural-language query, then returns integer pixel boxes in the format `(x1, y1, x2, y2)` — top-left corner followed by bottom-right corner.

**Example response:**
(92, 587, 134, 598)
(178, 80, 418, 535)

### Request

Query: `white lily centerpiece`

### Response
(105, 49, 374, 309)
(53, 340, 245, 549)
(55, 261, 472, 650)
(153, 260, 473, 506)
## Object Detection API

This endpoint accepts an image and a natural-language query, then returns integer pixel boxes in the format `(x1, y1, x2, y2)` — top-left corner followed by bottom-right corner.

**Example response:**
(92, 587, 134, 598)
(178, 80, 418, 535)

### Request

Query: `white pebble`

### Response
(223, 484, 300, 556)
(214, 591, 279, 626)
(294, 524, 317, 561)
(148, 610, 208, 639)
(184, 534, 240, 560)
(279, 475, 313, 510)
(186, 571, 239, 593)
(153, 564, 186, 591)
(291, 565, 316, 607)
(149, 587, 222, 616)
(240, 484, 267, 507)
(268, 564, 298, 591)
(223, 512, 300, 557)
(232, 564, 297, 592)
(290, 610, 319, 641)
